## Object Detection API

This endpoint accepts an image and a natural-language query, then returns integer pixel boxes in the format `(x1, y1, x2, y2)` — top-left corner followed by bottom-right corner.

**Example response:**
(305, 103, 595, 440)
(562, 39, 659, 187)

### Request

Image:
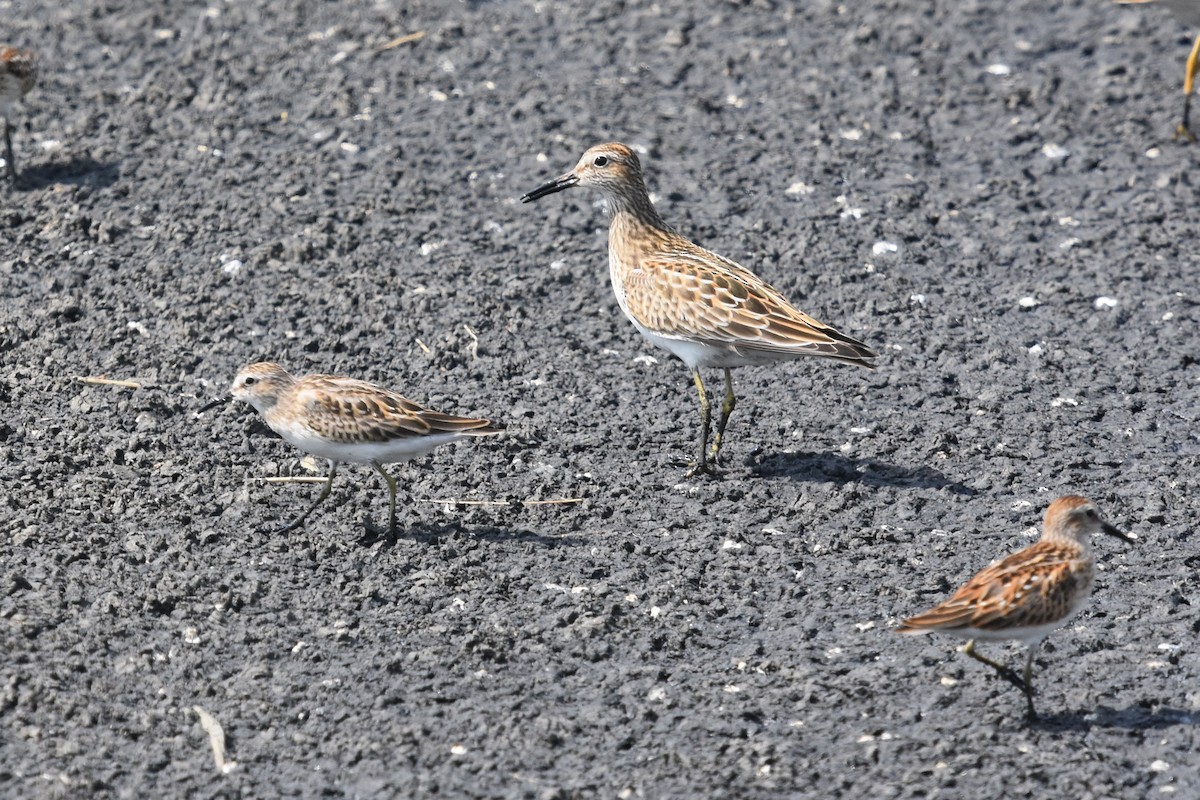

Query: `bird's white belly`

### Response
(272, 420, 462, 465)
(609, 251, 766, 369)
(965, 620, 1071, 645)
(630, 322, 766, 369)
(936, 617, 1076, 646)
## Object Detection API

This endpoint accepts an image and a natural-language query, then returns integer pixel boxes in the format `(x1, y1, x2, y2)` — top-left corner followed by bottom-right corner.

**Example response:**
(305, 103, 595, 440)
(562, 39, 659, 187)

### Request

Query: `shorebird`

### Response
(0, 46, 36, 183)
(521, 142, 876, 477)
(896, 495, 1133, 720)
(208, 362, 503, 538)
(1119, 0, 1200, 141)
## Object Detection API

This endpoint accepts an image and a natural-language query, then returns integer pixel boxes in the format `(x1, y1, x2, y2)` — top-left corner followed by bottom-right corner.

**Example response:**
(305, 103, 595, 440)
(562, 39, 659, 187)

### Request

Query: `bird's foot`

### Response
(684, 460, 724, 480)
(1173, 123, 1197, 143)
(271, 517, 307, 535)
(706, 444, 727, 468)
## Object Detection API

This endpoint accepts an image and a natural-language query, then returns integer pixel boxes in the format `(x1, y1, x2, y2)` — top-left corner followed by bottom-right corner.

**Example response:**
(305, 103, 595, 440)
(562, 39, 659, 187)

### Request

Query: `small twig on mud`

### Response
(193, 705, 237, 774)
(415, 338, 431, 355)
(463, 324, 479, 360)
(261, 476, 329, 484)
(74, 376, 142, 389)
(378, 30, 426, 51)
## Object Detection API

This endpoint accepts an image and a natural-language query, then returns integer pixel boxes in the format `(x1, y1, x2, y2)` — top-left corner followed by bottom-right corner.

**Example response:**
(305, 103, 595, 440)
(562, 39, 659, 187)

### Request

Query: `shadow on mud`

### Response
(751, 451, 974, 493)
(361, 522, 584, 549)
(1031, 704, 1198, 732)
(18, 156, 120, 190)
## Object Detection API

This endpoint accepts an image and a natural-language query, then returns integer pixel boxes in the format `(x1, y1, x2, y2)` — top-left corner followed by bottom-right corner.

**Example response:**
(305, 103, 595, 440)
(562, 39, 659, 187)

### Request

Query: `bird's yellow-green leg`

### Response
(685, 370, 719, 478)
(4, 119, 16, 183)
(962, 639, 1038, 717)
(1175, 32, 1200, 143)
(277, 460, 339, 533)
(962, 639, 1029, 694)
(374, 463, 398, 538)
(1022, 647, 1038, 721)
(708, 368, 737, 465)
(962, 639, 1008, 673)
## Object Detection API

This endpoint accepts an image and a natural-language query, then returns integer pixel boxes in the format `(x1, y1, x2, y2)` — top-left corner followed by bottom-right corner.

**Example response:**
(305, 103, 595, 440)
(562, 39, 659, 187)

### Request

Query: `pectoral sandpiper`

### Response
(521, 142, 876, 477)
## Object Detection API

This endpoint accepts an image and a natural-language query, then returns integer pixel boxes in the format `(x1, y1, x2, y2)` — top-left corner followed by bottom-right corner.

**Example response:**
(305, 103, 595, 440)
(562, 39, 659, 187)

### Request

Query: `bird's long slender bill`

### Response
(198, 396, 230, 414)
(1102, 521, 1135, 543)
(520, 172, 578, 203)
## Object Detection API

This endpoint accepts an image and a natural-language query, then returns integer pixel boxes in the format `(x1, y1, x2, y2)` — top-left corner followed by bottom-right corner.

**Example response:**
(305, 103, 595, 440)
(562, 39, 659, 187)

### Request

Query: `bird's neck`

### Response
(251, 396, 281, 415)
(604, 180, 667, 230)
(1043, 528, 1092, 557)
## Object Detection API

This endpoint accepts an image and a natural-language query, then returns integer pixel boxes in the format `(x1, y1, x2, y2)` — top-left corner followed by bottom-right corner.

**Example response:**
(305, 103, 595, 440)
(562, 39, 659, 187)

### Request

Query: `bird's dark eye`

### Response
(243, 376, 257, 386)
(593, 155, 609, 167)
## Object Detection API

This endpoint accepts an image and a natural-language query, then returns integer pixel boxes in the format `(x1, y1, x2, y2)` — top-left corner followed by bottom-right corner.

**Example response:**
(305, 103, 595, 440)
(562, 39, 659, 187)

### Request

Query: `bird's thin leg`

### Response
(962, 639, 1027, 692)
(276, 460, 338, 533)
(685, 370, 718, 478)
(3, 118, 15, 183)
(708, 368, 737, 465)
(1176, 32, 1200, 142)
(1022, 646, 1038, 721)
(373, 463, 398, 539)
(962, 638, 1006, 672)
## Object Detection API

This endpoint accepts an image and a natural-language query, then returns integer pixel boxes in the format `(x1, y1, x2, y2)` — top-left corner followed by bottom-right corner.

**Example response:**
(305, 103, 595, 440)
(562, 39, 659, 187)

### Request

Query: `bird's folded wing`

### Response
(625, 250, 876, 361)
(905, 545, 1081, 632)
(295, 380, 434, 443)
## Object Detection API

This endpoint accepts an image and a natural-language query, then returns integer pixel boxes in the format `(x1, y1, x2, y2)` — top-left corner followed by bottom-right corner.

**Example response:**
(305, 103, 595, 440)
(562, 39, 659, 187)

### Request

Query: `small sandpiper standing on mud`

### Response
(0, 46, 37, 183)
(896, 495, 1134, 721)
(209, 362, 503, 538)
(522, 142, 876, 477)
(1119, 0, 1200, 141)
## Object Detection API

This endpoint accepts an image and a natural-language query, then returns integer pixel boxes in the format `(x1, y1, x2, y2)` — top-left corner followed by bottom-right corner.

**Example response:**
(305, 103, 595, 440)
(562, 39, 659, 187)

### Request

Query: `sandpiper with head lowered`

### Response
(0, 46, 36, 183)
(212, 362, 503, 538)
(896, 495, 1134, 721)
(521, 142, 876, 477)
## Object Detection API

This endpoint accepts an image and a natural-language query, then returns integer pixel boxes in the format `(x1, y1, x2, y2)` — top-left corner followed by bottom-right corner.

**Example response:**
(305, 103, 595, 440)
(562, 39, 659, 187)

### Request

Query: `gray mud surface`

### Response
(3, 0, 1199, 797)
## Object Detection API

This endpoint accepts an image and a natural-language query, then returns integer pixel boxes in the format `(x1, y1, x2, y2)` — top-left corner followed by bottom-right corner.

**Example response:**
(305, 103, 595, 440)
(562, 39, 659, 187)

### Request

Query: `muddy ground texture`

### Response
(2, 0, 1199, 797)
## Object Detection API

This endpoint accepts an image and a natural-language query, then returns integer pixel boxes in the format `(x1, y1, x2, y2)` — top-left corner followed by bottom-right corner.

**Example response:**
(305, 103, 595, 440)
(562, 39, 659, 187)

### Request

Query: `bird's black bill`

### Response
(1102, 521, 1135, 543)
(198, 396, 230, 414)
(520, 173, 578, 203)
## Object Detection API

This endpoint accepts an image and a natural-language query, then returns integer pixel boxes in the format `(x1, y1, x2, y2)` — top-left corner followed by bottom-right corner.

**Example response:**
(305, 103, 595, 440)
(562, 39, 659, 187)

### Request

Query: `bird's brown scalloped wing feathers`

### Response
(625, 242, 876, 366)
(297, 377, 501, 444)
(897, 542, 1084, 633)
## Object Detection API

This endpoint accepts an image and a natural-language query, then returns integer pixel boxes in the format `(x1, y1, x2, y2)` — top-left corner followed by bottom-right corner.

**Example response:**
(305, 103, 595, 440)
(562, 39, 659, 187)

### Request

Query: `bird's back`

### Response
(252, 374, 501, 469)
(609, 216, 876, 368)
(897, 540, 1095, 639)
